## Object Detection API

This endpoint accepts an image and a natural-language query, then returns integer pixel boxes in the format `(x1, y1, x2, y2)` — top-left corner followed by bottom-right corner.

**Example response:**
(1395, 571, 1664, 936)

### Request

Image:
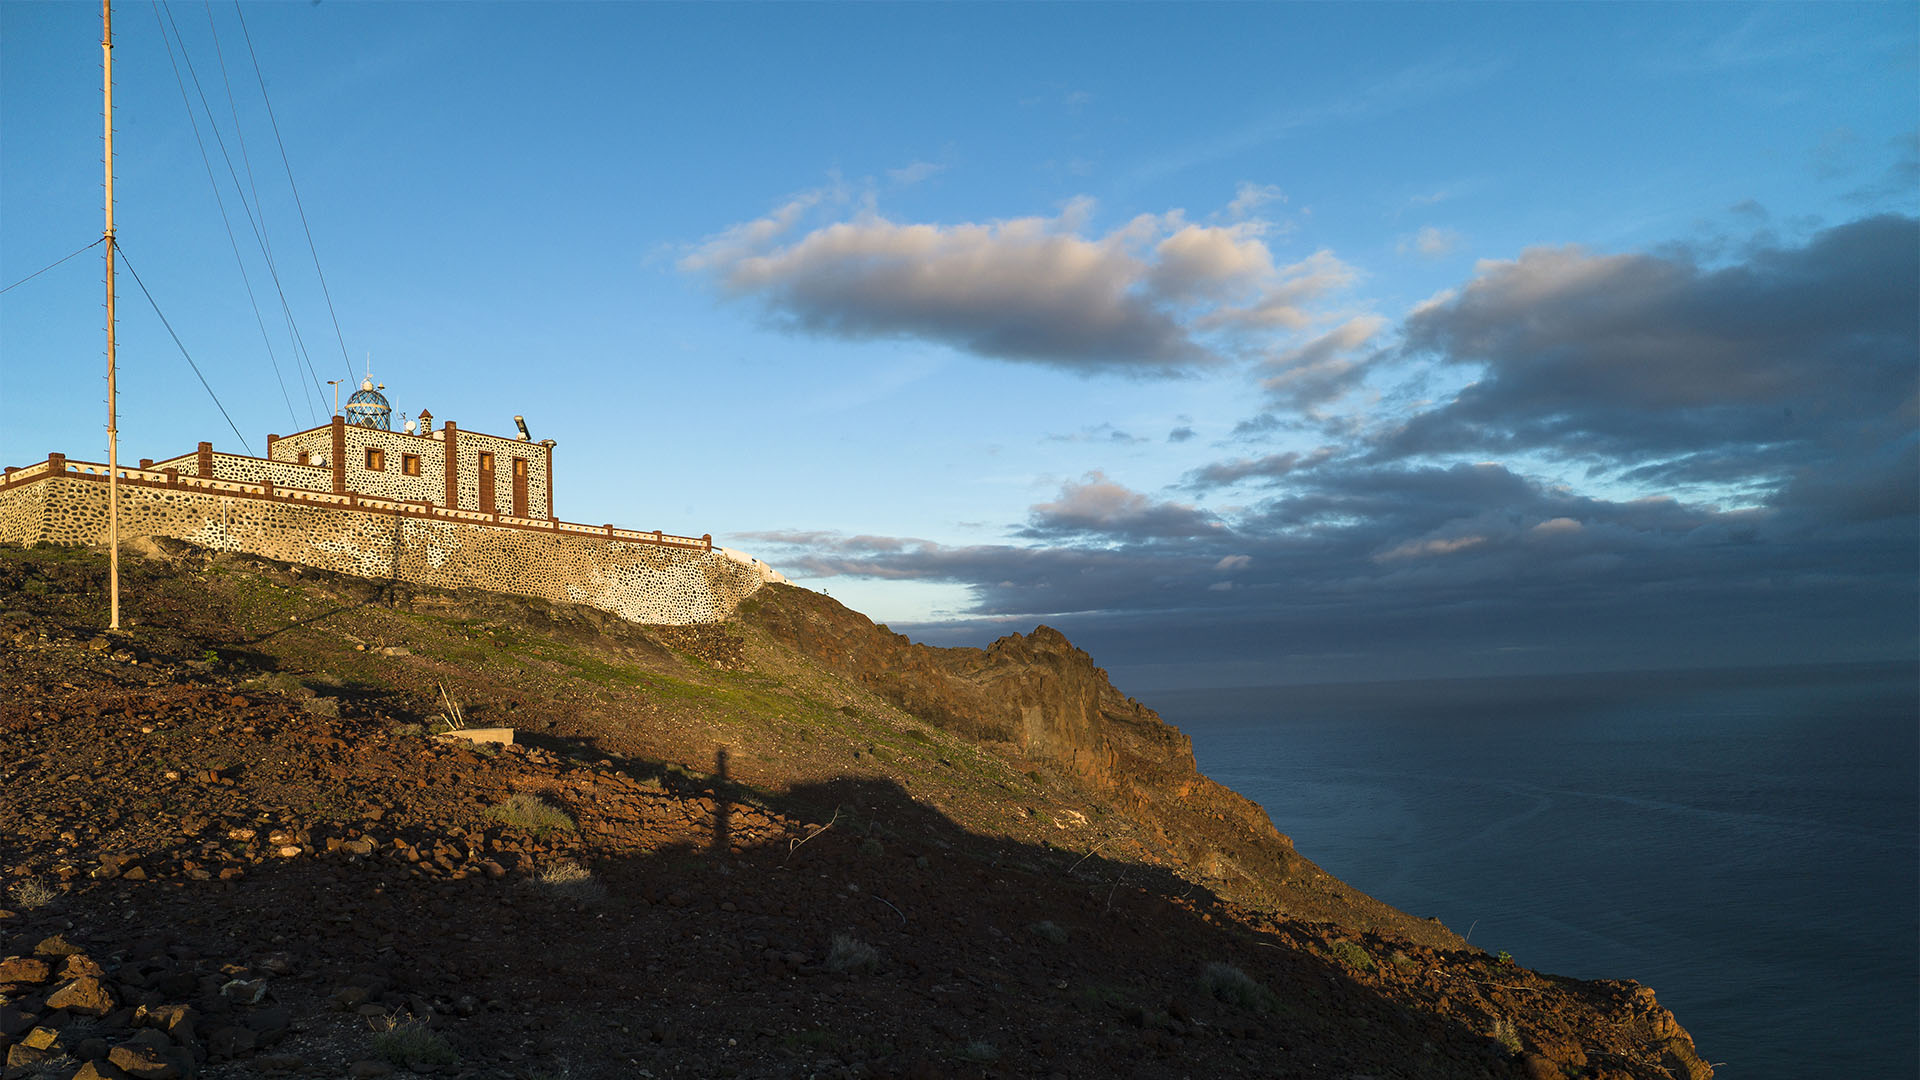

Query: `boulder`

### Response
(0, 958, 50, 986)
(46, 975, 117, 1016)
(107, 1029, 182, 1080)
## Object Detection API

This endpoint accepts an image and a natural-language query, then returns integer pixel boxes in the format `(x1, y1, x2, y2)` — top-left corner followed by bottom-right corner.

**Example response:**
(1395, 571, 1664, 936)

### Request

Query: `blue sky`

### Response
(4, 3, 1914, 689)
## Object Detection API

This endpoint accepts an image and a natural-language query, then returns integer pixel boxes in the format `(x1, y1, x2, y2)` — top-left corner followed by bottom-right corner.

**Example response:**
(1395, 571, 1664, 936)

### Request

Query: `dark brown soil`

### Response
(0, 543, 1713, 1080)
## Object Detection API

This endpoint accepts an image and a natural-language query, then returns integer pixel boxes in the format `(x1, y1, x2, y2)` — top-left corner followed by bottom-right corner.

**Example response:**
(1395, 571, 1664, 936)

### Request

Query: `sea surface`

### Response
(1152, 662, 1918, 1080)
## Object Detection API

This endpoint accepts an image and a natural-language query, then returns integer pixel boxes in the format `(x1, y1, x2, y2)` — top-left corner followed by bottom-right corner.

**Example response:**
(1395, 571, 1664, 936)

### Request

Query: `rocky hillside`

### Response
(0, 542, 1713, 1079)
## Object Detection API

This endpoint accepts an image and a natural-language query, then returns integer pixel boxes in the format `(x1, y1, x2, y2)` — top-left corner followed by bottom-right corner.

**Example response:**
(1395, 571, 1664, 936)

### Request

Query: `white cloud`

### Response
(1227, 182, 1286, 219)
(1399, 225, 1464, 258)
(684, 192, 1359, 375)
(887, 160, 948, 186)
(1214, 554, 1253, 571)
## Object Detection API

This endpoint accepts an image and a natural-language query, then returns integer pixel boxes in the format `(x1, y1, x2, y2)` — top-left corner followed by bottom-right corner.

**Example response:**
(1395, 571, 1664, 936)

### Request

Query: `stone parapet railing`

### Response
(0, 453, 712, 552)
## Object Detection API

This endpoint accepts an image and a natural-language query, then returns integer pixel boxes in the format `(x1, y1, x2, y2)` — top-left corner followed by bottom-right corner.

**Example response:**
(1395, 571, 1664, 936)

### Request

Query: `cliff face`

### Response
(738, 583, 1465, 949)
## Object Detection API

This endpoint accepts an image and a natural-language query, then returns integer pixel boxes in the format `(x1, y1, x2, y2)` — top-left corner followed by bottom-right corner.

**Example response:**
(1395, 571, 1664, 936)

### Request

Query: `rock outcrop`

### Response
(739, 583, 1464, 948)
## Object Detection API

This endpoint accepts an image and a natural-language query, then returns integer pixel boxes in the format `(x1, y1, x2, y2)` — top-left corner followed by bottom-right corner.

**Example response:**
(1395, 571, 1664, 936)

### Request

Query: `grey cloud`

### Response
(1183, 447, 1335, 491)
(1019, 472, 1226, 542)
(763, 455, 1913, 684)
(1167, 426, 1196, 443)
(1380, 214, 1919, 498)
(1256, 314, 1385, 409)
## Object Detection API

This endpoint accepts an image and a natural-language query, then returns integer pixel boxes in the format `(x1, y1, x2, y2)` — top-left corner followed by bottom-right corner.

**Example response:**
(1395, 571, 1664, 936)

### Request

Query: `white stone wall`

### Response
(270, 430, 334, 468)
(208, 453, 333, 490)
(450, 429, 549, 517)
(0, 475, 763, 625)
(339, 426, 445, 505)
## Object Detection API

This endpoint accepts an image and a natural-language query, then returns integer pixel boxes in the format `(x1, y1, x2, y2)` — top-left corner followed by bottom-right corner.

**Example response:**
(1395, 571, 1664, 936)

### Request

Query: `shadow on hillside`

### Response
(3, 762, 1531, 1080)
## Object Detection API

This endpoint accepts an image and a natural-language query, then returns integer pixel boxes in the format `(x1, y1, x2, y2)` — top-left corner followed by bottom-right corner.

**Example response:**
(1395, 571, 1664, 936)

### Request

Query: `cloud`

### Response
(1398, 225, 1463, 258)
(1047, 423, 1147, 445)
(1184, 447, 1335, 490)
(1021, 472, 1226, 541)
(743, 217, 1918, 685)
(1379, 214, 1919, 500)
(1255, 314, 1386, 408)
(1227, 182, 1285, 219)
(887, 160, 948, 186)
(751, 455, 1914, 684)
(1167, 426, 1196, 443)
(683, 192, 1359, 376)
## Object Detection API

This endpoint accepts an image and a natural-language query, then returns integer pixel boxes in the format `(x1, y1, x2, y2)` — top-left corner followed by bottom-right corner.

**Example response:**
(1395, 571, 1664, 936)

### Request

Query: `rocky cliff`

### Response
(0, 542, 1714, 1080)
(739, 584, 1467, 948)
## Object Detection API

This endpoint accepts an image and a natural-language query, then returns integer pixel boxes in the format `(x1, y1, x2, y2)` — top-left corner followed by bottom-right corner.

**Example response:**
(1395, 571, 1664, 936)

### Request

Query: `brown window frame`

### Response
(402, 453, 422, 477)
(512, 457, 528, 479)
(297, 451, 310, 466)
(366, 447, 385, 472)
(478, 451, 495, 472)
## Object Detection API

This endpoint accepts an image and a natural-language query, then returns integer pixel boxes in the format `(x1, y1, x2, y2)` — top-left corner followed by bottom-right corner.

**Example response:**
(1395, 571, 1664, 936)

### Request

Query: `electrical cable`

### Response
(116, 241, 256, 456)
(151, 1, 312, 427)
(233, 1, 357, 388)
(203, 1, 274, 266)
(0, 239, 104, 295)
(159, 1, 327, 421)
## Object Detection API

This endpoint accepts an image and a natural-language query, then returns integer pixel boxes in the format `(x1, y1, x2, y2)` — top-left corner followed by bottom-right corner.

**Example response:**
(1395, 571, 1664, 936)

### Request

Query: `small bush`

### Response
(371, 1015, 456, 1069)
(1028, 920, 1069, 945)
(487, 794, 575, 835)
(6, 878, 57, 910)
(1329, 940, 1376, 972)
(825, 933, 878, 975)
(1489, 1016, 1523, 1054)
(1200, 962, 1275, 1013)
(535, 860, 606, 903)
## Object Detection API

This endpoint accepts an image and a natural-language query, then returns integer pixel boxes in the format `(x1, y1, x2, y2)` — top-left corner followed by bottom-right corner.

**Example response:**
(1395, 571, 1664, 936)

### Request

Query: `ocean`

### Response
(1152, 662, 1919, 1080)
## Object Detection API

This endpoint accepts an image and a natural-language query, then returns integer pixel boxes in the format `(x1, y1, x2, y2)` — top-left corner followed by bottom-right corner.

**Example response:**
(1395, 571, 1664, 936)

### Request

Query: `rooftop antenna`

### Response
(103, 0, 121, 632)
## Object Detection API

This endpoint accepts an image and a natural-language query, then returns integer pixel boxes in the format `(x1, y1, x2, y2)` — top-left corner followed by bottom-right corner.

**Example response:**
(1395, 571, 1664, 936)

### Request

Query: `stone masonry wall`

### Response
(0, 475, 765, 625)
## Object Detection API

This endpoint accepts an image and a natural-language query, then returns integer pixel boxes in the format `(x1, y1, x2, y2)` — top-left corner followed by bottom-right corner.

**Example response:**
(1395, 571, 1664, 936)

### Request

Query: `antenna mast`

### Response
(103, 0, 122, 631)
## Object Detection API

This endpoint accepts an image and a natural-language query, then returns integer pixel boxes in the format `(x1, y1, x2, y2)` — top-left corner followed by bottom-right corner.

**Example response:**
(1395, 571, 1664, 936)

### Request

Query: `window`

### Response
(402, 454, 422, 476)
(513, 457, 528, 479)
(478, 452, 494, 471)
(366, 447, 385, 471)
(297, 451, 310, 466)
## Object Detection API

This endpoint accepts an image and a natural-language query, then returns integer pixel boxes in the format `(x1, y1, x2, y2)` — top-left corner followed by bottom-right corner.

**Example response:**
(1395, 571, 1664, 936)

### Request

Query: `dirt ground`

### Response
(0, 544, 1712, 1080)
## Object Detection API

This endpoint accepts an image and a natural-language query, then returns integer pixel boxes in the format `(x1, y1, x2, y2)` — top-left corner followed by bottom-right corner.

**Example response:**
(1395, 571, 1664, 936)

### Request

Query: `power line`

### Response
(151, 1, 313, 426)
(203, 1, 274, 268)
(233, 1, 357, 388)
(117, 241, 255, 456)
(0, 238, 104, 295)
(158, 1, 328, 422)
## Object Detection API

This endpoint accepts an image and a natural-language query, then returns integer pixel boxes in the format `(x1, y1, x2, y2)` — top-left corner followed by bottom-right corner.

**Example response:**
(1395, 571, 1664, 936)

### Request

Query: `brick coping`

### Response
(0, 453, 711, 552)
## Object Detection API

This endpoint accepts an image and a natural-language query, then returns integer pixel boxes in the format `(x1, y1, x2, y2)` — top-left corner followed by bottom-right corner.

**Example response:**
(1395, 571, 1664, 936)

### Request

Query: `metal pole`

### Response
(104, 0, 121, 632)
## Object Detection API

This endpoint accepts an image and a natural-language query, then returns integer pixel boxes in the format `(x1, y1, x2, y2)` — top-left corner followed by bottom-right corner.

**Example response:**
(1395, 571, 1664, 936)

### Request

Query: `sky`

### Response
(2, 2, 1914, 691)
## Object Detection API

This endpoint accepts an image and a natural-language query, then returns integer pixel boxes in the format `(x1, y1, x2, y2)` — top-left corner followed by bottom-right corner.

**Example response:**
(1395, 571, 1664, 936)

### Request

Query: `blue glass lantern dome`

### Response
(344, 377, 392, 430)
